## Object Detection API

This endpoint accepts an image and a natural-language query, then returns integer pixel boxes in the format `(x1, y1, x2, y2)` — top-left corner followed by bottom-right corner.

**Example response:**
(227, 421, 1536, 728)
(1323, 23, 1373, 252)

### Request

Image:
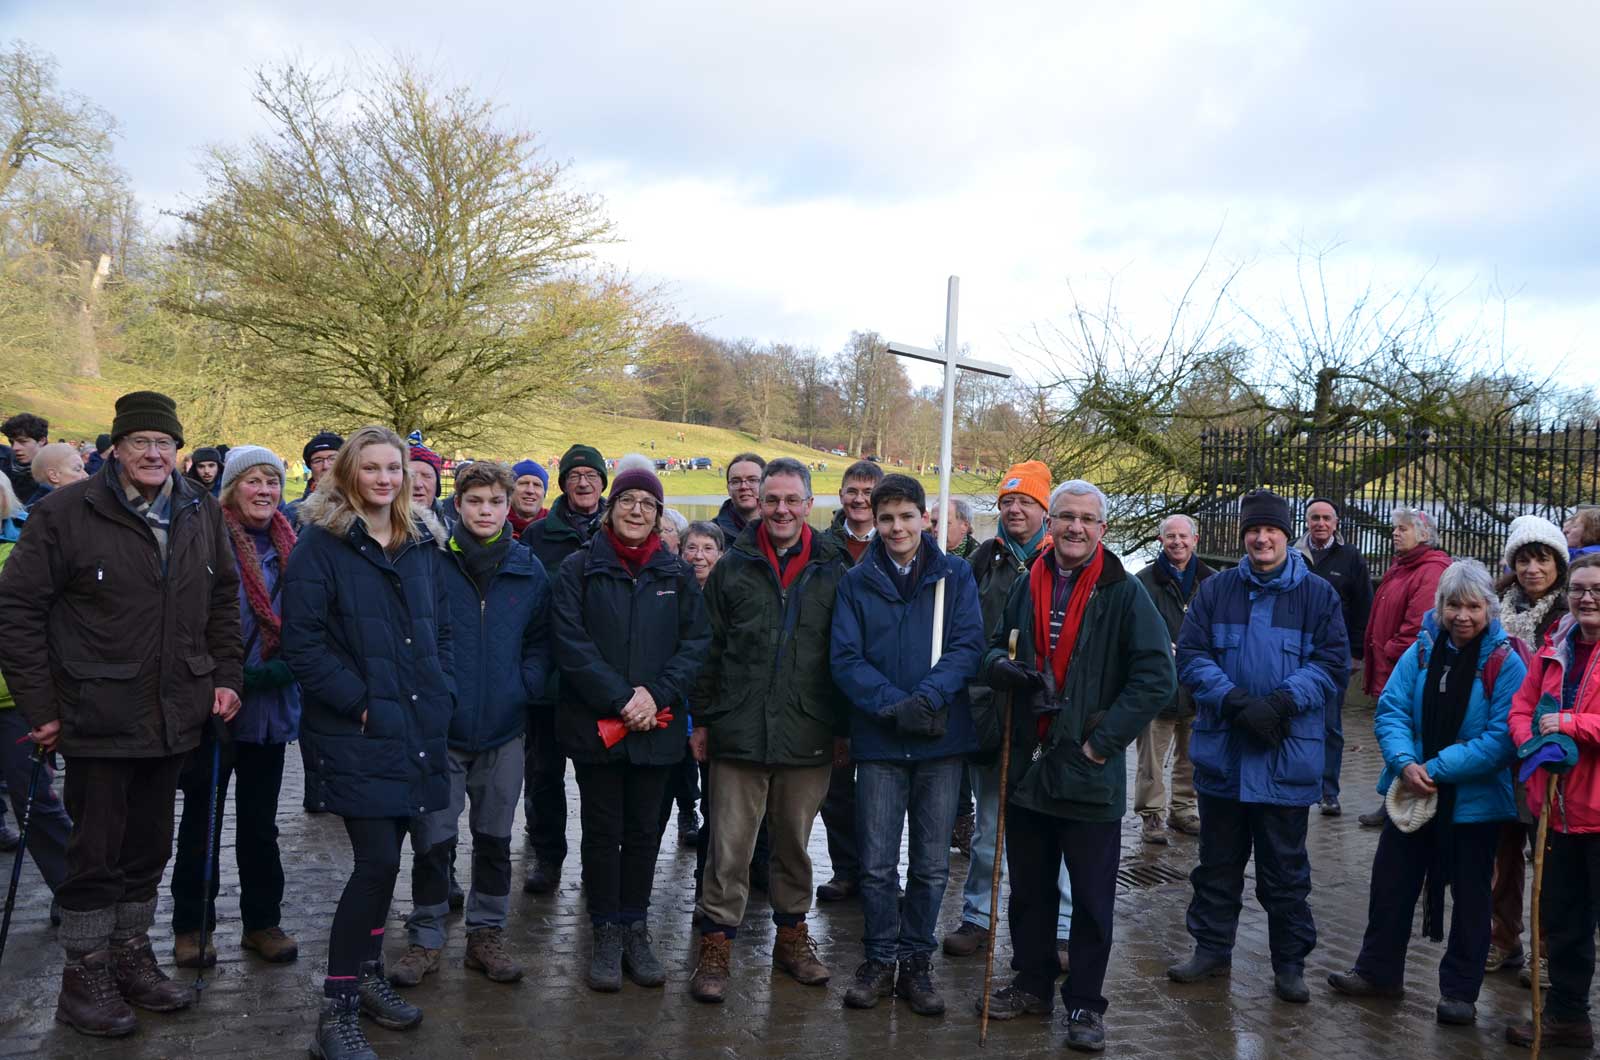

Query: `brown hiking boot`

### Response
(689, 932, 732, 1004)
(951, 810, 975, 857)
(1506, 1015, 1594, 1048)
(113, 934, 194, 1012)
(1140, 814, 1169, 845)
(172, 929, 216, 969)
(942, 921, 988, 957)
(387, 944, 441, 987)
(465, 928, 524, 983)
(242, 926, 299, 964)
(773, 923, 829, 985)
(56, 952, 137, 1038)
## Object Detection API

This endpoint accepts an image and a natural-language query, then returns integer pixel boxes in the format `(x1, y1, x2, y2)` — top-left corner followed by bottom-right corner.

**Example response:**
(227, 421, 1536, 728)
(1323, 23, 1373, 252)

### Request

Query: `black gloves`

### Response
(1221, 686, 1252, 723)
(990, 657, 1043, 693)
(1231, 689, 1295, 748)
(885, 695, 947, 738)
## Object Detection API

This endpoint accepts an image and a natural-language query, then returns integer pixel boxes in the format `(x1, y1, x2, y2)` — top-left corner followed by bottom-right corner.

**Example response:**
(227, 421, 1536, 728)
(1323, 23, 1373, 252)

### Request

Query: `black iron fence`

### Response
(1194, 422, 1600, 575)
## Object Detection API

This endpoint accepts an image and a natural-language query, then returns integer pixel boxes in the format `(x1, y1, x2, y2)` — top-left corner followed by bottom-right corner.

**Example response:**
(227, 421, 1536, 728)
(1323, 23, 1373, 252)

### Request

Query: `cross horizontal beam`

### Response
(885, 341, 1013, 380)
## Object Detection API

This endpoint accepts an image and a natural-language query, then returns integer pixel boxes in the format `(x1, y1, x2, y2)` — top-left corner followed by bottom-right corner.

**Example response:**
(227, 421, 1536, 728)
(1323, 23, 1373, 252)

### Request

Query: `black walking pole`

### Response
(0, 741, 47, 969)
(194, 715, 230, 1001)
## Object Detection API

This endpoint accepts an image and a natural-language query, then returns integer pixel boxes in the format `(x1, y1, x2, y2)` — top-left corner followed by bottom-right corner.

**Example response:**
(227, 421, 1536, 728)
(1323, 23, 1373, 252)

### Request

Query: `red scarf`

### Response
(604, 525, 662, 575)
(222, 505, 298, 659)
(758, 521, 813, 589)
(1031, 543, 1104, 736)
(507, 509, 534, 537)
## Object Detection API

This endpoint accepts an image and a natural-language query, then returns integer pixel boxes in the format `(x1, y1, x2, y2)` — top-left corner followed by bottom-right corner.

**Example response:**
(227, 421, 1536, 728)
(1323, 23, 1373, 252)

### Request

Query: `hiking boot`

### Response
(358, 959, 422, 1030)
(842, 959, 896, 1009)
(1507, 1015, 1594, 1048)
(465, 927, 524, 983)
(523, 857, 561, 895)
(678, 808, 700, 847)
(1167, 813, 1201, 836)
(1140, 814, 1169, 845)
(588, 923, 625, 992)
(1520, 955, 1550, 989)
(1486, 943, 1526, 972)
(242, 925, 299, 963)
(386, 944, 440, 987)
(817, 876, 858, 902)
(1274, 968, 1310, 1004)
(942, 920, 988, 957)
(1436, 997, 1476, 1025)
(1319, 796, 1342, 816)
(311, 993, 376, 1059)
(1064, 1007, 1106, 1052)
(689, 932, 732, 1004)
(895, 954, 945, 1016)
(1167, 950, 1232, 983)
(976, 982, 1051, 1020)
(112, 934, 193, 1012)
(1327, 969, 1405, 999)
(951, 809, 975, 857)
(55, 951, 137, 1038)
(773, 922, 829, 985)
(1358, 806, 1387, 828)
(620, 920, 665, 987)
(172, 929, 217, 969)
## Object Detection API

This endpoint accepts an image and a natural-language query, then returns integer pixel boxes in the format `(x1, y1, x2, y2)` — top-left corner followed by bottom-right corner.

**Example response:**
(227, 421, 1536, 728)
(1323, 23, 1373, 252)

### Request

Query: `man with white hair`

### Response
(1132, 514, 1215, 844)
(980, 479, 1174, 1051)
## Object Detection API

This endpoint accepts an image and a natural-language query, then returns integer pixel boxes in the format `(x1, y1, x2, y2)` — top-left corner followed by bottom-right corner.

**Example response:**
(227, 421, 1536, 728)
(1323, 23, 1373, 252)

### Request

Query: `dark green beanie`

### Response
(558, 444, 607, 492)
(110, 390, 185, 448)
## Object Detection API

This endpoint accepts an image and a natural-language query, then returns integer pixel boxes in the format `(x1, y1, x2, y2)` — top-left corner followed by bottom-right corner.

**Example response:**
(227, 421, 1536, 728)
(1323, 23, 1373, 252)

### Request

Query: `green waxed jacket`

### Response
(691, 523, 851, 767)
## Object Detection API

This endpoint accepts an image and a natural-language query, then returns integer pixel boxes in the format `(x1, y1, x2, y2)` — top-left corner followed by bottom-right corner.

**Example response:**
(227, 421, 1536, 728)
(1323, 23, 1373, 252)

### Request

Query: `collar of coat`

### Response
(295, 483, 448, 549)
(583, 522, 685, 578)
(1042, 543, 1130, 594)
(1146, 554, 1214, 591)
(730, 518, 846, 566)
(84, 458, 205, 522)
(1234, 547, 1312, 592)
(1292, 530, 1346, 562)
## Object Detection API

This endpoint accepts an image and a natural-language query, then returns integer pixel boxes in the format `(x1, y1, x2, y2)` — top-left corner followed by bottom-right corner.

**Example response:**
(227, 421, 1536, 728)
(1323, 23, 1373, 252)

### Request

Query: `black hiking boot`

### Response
(310, 993, 377, 1060)
(357, 960, 422, 1030)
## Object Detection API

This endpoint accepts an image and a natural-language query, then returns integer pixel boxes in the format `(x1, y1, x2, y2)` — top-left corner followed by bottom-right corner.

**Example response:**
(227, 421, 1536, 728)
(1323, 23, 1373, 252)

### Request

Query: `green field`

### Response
(4, 375, 997, 498)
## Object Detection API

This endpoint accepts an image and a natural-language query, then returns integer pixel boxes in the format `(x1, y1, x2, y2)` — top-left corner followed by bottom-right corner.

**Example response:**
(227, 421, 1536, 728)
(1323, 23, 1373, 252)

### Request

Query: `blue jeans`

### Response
(856, 757, 963, 963)
(960, 761, 1072, 936)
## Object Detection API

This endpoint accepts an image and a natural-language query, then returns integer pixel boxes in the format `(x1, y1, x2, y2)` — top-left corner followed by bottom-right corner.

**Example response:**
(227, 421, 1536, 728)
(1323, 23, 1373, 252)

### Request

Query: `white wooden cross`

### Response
(888, 276, 1013, 665)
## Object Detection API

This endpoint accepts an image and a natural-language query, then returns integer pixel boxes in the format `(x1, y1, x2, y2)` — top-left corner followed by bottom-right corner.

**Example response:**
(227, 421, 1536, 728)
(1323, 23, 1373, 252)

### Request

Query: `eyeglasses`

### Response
(613, 495, 659, 514)
(567, 470, 602, 485)
(1049, 512, 1101, 527)
(1571, 587, 1600, 600)
(123, 437, 176, 453)
(728, 476, 761, 488)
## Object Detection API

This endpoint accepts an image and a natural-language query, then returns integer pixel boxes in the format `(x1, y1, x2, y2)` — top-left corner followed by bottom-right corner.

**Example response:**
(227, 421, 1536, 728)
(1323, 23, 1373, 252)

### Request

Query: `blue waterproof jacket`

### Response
(281, 491, 456, 819)
(1372, 610, 1522, 823)
(441, 534, 551, 753)
(1177, 550, 1350, 806)
(830, 534, 984, 763)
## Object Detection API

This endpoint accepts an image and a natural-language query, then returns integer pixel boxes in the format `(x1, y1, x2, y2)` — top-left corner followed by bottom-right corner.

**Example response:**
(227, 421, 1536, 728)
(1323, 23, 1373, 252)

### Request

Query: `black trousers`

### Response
(573, 761, 671, 924)
(59, 754, 185, 913)
(1006, 804, 1120, 1013)
(328, 816, 408, 979)
(171, 737, 288, 933)
(1542, 831, 1600, 1022)
(1186, 794, 1316, 972)
(821, 762, 857, 882)
(523, 705, 568, 864)
(1353, 819, 1497, 1001)
(656, 745, 701, 835)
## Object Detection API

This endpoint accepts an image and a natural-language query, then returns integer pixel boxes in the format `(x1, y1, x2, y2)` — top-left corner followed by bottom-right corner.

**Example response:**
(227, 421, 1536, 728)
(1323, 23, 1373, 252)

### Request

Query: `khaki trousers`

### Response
(1134, 715, 1196, 818)
(696, 757, 832, 929)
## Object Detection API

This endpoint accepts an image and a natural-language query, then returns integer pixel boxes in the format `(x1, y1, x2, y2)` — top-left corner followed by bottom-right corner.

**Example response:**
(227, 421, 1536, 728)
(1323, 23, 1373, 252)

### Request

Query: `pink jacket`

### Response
(1363, 546, 1451, 697)
(1510, 615, 1600, 833)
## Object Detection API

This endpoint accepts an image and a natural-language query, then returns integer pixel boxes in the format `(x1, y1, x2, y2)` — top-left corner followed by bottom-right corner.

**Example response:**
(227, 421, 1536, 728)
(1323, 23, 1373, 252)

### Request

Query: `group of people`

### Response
(3, 392, 1600, 1058)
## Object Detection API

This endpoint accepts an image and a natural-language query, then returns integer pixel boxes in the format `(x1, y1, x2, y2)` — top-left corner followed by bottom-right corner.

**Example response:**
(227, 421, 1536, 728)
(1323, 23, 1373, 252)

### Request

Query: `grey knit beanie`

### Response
(220, 444, 286, 494)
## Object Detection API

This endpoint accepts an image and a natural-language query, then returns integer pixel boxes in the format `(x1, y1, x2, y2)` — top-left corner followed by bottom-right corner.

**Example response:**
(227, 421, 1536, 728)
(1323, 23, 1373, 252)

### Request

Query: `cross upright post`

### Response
(888, 276, 1013, 665)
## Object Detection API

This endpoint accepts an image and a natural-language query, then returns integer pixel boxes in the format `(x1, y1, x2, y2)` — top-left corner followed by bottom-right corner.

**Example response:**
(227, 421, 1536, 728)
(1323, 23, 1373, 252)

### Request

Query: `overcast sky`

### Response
(11, 1, 1597, 389)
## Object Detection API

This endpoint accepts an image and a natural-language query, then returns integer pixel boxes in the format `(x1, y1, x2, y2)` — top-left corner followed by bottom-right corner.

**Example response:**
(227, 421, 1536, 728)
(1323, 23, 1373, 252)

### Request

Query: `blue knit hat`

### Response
(512, 459, 548, 488)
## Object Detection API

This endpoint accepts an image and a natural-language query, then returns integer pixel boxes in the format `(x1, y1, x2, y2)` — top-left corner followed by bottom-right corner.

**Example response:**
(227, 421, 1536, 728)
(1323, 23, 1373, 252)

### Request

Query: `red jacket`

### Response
(1510, 615, 1600, 833)
(1363, 546, 1451, 697)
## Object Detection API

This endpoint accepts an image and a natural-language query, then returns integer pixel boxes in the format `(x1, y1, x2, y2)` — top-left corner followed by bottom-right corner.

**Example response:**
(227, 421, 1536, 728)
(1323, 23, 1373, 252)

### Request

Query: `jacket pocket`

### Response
(185, 654, 217, 676)
(1039, 745, 1115, 807)
(60, 659, 143, 739)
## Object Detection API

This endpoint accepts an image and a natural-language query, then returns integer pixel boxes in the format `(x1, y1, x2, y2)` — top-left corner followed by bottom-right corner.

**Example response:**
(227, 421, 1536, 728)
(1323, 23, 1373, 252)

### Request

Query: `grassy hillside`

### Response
(3, 377, 996, 497)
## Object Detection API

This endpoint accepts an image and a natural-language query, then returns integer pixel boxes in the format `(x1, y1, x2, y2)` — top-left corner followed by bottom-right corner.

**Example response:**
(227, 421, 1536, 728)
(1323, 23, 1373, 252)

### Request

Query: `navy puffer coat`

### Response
(280, 489, 456, 819)
(551, 528, 710, 766)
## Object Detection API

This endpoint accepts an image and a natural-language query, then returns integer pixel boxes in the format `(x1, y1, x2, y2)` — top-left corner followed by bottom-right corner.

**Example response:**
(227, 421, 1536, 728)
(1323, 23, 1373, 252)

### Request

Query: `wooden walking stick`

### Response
(980, 630, 1021, 1046)
(1530, 771, 1558, 1060)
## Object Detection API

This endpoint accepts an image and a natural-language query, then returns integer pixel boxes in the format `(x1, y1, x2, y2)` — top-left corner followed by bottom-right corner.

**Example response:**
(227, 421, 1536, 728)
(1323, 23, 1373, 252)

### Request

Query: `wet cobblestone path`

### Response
(0, 703, 1576, 1057)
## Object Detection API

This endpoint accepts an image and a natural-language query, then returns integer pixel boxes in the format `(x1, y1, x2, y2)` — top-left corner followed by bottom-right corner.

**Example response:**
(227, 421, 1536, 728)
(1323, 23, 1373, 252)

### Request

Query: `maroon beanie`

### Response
(409, 444, 444, 499)
(608, 467, 664, 507)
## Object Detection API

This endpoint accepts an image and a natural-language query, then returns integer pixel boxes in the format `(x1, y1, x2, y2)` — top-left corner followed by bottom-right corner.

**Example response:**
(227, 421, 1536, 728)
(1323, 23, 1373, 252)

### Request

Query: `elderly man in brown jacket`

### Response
(0, 391, 243, 1039)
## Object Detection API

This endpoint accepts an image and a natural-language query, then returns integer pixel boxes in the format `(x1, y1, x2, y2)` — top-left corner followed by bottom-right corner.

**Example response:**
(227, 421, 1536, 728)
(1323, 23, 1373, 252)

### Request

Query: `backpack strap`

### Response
(1482, 638, 1533, 700)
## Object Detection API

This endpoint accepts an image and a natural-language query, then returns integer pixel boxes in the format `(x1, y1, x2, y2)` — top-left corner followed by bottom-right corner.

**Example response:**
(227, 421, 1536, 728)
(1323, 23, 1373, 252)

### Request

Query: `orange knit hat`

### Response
(997, 460, 1051, 509)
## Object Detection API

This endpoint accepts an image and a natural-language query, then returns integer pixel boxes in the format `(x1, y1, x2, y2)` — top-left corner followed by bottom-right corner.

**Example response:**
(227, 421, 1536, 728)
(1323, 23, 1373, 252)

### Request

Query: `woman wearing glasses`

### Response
(550, 463, 710, 993)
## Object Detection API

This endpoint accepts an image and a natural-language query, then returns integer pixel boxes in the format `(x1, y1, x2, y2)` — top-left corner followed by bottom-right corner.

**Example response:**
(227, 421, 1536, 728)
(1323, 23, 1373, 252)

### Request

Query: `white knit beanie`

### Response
(1501, 515, 1569, 574)
(220, 444, 286, 494)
